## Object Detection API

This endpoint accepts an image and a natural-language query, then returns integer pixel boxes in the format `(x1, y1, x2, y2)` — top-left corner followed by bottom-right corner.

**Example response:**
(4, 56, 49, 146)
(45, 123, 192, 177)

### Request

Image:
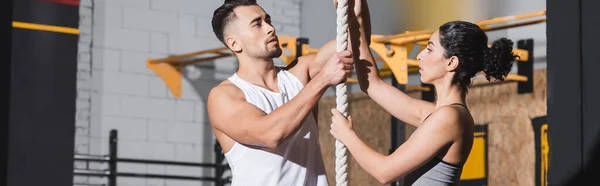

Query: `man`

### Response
(207, 0, 370, 185)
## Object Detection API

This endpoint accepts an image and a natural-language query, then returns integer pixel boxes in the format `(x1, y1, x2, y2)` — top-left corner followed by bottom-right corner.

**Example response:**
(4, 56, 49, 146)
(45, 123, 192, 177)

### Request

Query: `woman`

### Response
(329, 20, 518, 185)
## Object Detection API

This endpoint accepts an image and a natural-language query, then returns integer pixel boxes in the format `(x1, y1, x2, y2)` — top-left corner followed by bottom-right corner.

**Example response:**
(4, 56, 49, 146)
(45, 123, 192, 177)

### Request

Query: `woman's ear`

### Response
(446, 56, 460, 71)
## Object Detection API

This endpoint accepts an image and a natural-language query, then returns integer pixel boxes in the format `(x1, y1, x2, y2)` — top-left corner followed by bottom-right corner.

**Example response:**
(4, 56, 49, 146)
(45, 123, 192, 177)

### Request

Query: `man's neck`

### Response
(236, 56, 279, 90)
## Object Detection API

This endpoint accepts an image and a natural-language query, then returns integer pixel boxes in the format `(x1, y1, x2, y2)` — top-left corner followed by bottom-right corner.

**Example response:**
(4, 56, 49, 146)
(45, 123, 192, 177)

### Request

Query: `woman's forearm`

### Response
(344, 133, 391, 183)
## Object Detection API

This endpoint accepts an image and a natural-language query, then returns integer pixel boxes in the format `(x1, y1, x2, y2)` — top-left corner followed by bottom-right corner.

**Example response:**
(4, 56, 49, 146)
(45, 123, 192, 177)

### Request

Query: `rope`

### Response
(335, 0, 349, 185)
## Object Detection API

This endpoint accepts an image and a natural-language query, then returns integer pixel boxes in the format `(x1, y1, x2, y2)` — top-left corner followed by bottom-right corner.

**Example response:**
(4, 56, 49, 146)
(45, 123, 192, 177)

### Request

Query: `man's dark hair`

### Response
(211, 0, 258, 45)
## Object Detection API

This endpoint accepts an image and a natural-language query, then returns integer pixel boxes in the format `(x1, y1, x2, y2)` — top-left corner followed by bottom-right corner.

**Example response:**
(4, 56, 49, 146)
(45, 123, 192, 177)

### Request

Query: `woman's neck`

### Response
(433, 80, 466, 109)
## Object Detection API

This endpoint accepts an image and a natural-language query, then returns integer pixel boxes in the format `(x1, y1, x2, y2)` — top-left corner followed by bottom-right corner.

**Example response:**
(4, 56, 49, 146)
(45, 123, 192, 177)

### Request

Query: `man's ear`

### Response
(446, 56, 460, 71)
(226, 36, 242, 53)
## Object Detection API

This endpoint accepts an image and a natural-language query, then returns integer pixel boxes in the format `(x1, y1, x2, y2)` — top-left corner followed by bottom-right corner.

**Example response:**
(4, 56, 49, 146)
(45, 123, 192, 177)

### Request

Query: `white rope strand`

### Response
(335, 0, 349, 185)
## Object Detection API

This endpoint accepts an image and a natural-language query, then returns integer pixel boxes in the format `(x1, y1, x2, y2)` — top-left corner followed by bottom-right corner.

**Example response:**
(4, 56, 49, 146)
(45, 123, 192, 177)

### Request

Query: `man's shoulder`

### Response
(286, 55, 315, 71)
(208, 79, 245, 103)
(281, 55, 314, 84)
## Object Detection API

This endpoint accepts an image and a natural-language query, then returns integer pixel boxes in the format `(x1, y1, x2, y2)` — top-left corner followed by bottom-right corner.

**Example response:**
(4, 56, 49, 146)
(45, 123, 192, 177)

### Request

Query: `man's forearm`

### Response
(261, 78, 328, 146)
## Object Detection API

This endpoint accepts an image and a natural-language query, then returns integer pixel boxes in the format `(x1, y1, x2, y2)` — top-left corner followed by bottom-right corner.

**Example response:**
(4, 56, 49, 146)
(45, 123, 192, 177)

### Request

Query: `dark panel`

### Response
(580, 0, 600, 183)
(8, 29, 77, 185)
(390, 77, 406, 186)
(420, 83, 435, 102)
(517, 39, 533, 94)
(459, 179, 486, 186)
(546, 0, 583, 185)
(13, 0, 78, 28)
(2, 0, 14, 185)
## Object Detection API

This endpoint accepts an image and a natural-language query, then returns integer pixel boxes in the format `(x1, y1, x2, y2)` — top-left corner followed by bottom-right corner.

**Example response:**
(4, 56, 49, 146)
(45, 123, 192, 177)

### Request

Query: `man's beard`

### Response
(267, 47, 283, 58)
(253, 46, 282, 59)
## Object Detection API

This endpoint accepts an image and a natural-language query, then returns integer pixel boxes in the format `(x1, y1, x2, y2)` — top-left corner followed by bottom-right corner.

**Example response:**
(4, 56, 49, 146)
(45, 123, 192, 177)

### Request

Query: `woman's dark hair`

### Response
(438, 21, 518, 92)
(212, 0, 257, 45)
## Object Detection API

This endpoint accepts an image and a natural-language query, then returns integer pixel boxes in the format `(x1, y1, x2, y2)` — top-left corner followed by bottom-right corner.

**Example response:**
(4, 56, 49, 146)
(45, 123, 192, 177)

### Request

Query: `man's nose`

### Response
(266, 23, 275, 35)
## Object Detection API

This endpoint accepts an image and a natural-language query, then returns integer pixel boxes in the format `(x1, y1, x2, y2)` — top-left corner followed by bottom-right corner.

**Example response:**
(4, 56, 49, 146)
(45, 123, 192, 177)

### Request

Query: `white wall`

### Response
(74, 0, 301, 186)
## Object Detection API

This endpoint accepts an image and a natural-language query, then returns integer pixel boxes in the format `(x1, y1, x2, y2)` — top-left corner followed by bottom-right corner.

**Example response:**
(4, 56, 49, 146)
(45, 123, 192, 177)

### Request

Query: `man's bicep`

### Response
(208, 91, 266, 144)
(309, 39, 337, 78)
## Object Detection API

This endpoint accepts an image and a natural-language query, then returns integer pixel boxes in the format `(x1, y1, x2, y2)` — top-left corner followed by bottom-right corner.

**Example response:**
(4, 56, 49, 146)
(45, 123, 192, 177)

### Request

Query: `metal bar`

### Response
(506, 74, 528, 82)
(117, 172, 217, 181)
(407, 59, 419, 66)
(217, 51, 232, 55)
(73, 169, 110, 177)
(215, 142, 223, 186)
(475, 73, 527, 82)
(470, 77, 526, 88)
(415, 41, 428, 46)
(387, 34, 432, 46)
(511, 48, 530, 62)
(482, 19, 546, 32)
(148, 47, 230, 64)
(117, 158, 217, 168)
(74, 158, 109, 163)
(109, 130, 118, 186)
(74, 154, 110, 162)
(12, 21, 79, 35)
(476, 10, 546, 26)
(373, 30, 434, 43)
(177, 53, 233, 66)
(74, 183, 107, 186)
(222, 176, 233, 184)
(75, 154, 109, 160)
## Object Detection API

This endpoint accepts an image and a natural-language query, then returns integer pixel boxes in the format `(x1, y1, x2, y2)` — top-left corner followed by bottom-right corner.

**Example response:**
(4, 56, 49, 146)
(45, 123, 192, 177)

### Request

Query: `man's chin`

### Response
(268, 49, 283, 59)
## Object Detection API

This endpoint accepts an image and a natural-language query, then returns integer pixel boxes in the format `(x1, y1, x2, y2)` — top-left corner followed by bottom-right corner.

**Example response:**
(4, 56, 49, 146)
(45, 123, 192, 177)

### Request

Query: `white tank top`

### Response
(225, 69, 328, 186)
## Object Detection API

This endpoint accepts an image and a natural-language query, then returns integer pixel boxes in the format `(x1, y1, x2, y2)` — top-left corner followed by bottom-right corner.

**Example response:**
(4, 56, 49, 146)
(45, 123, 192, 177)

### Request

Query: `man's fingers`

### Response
(337, 50, 353, 57)
(342, 57, 354, 65)
(344, 64, 354, 70)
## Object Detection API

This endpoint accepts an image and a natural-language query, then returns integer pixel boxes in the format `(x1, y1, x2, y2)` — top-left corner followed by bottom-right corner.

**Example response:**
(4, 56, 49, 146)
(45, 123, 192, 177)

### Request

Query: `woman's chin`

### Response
(420, 77, 429, 84)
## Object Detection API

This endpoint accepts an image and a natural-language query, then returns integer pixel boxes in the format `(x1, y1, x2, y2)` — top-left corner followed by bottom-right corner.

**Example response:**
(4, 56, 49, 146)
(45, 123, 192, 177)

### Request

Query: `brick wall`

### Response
(74, 0, 301, 185)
